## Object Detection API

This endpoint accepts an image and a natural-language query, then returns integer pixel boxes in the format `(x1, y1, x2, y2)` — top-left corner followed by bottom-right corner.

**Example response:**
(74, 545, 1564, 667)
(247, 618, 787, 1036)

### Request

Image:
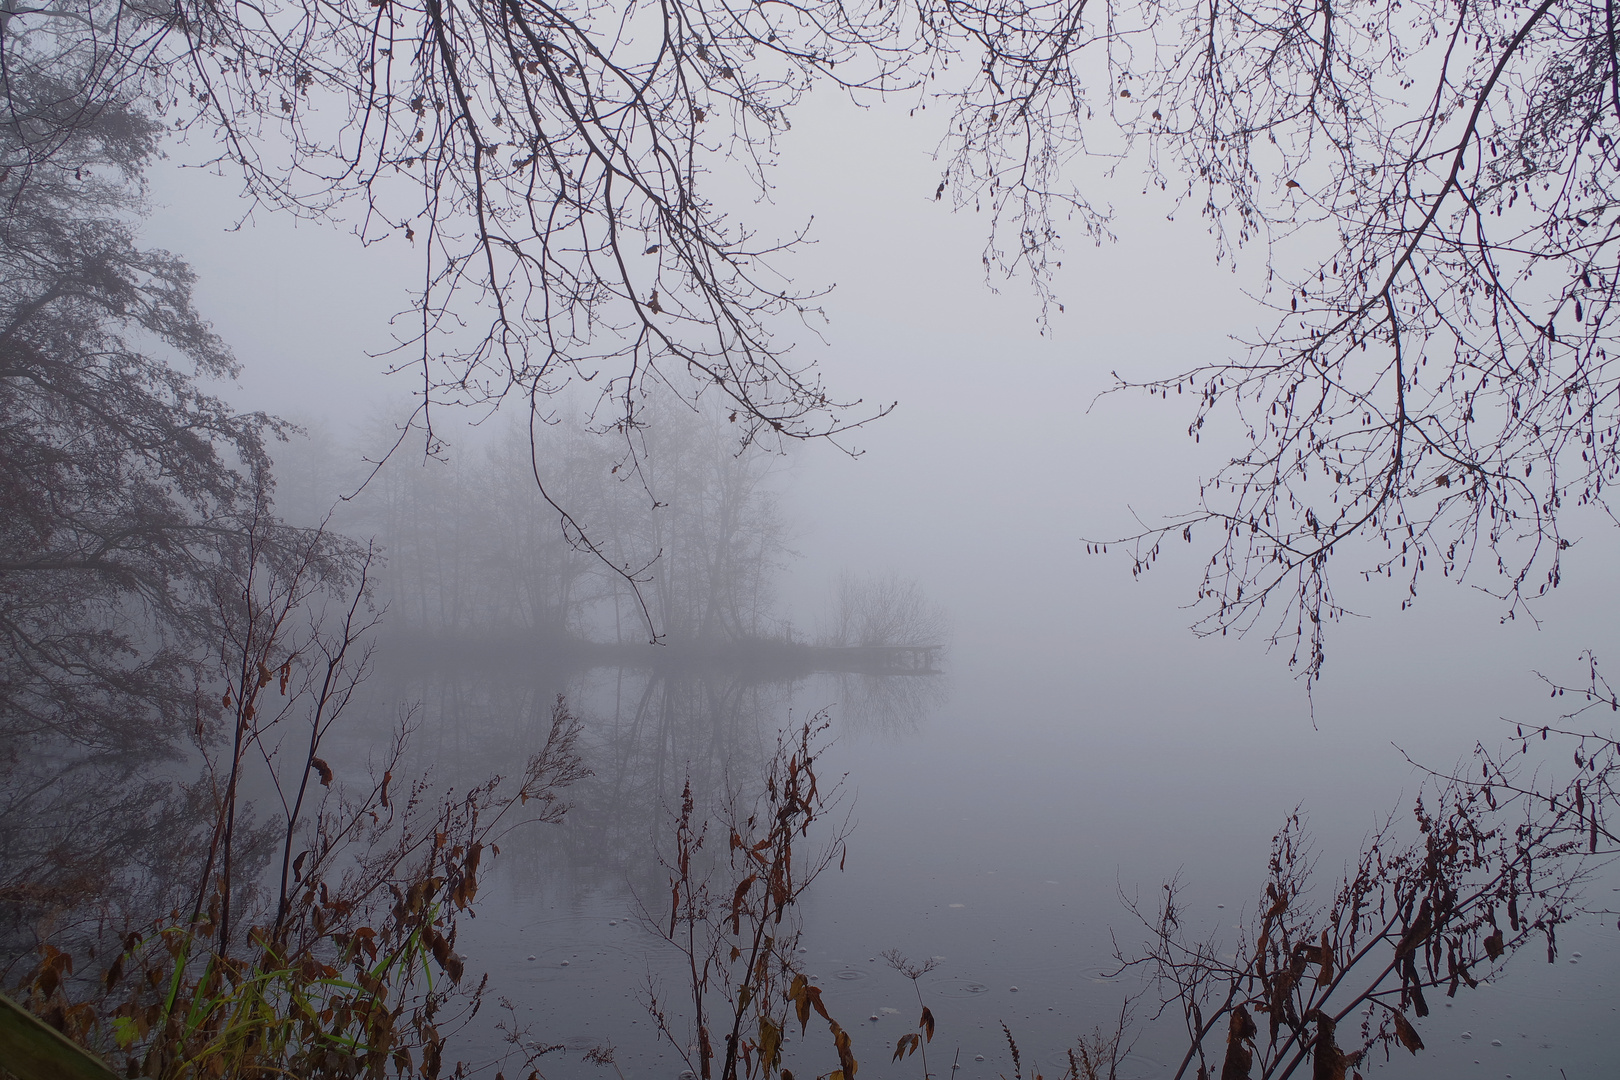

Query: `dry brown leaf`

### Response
(1392, 1011, 1424, 1055)
(1311, 1013, 1347, 1080)
(1220, 1005, 1256, 1080)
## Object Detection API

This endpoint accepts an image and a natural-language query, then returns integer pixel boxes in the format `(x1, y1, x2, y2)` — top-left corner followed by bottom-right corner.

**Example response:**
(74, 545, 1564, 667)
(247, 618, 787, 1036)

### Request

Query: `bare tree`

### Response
(1018, 0, 1620, 677)
(0, 17, 377, 953)
(150, 0, 1620, 670)
(160, 0, 906, 448)
(818, 571, 948, 650)
(18, 0, 1619, 669)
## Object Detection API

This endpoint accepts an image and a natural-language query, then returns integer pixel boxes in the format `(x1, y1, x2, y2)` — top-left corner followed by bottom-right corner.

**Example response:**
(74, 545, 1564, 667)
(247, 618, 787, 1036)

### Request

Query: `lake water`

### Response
(350, 621, 1619, 1080)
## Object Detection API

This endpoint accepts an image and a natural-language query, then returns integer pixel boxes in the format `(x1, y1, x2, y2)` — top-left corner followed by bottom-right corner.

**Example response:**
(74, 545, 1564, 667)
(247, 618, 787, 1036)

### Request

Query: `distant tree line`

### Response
(284, 398, 799, 645)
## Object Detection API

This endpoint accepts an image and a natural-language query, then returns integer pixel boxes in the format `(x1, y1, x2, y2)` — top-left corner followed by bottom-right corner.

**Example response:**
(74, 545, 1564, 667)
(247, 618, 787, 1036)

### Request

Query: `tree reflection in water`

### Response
(357, 645, 950, 907)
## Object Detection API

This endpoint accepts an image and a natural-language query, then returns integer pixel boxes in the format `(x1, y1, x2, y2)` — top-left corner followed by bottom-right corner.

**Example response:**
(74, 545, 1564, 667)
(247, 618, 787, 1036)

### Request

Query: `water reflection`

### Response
(360, 643, 950, 901)
(824, 670, 951, 735)
(339, 640, 951, 1076)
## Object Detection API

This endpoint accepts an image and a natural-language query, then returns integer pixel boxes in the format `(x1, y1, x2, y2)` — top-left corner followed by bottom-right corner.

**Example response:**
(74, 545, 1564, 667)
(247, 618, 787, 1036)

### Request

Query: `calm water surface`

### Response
(347, 627, 1618, 1080)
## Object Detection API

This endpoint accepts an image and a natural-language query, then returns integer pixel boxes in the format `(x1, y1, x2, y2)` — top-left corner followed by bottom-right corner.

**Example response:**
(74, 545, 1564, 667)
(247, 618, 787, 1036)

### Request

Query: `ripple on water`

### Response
(937, 979, 992, 999)
(833, 969, 867, 981)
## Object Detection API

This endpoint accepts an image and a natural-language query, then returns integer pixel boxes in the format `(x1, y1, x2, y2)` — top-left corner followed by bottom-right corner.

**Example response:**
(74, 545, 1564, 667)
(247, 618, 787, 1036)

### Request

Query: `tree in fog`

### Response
(354, 398, 794, 643)
(1081, 0, 1620, 677)
(13, 0, 1604, 675)
(615, 398, 796, 643)
(0, 30, 361, 936)
(351, 410, 619, 636)
(818, 571, 948, 650)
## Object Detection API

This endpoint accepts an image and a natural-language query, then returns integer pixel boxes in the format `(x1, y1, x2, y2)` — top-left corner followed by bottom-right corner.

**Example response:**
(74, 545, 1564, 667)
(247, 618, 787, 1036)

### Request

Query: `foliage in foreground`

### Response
(6, 506, 586, 1080)
(1127, 694, 1615, 1080)
(644, 717, 1138, 1080)
(8, 692, 584, 1080)
(647, 717, 859, 1080)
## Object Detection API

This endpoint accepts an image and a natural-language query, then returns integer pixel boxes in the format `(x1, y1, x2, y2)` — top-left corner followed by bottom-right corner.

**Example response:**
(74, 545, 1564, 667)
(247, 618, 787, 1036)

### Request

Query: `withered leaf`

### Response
(1392, 1011, 1424, 1055)
(758, 1016, 782, 1071)
(1220, 1005, 1256, 1080)
(832, 1020, 857, 1079)
(730, 874, 757, 935)
(920, 1006, 935, 1042)
(1396, 899, 1432, 959)
(1311, 1012, 1347, 1080)
(1484, 927, 1505, 959)
(788, 974, 809, 1032)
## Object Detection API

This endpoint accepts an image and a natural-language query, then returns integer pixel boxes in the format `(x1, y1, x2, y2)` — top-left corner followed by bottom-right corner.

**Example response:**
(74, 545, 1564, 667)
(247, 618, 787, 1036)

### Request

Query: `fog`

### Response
(26, 75, 1618, 1079)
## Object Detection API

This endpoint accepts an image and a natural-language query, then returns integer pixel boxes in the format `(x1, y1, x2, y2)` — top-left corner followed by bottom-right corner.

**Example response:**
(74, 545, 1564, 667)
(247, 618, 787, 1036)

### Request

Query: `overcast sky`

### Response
(143, 85, 1620, 743)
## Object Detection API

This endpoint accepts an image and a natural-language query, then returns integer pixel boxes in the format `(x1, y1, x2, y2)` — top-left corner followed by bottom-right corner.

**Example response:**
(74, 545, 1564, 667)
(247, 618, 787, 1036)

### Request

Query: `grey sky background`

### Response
(143, 86, 1620, 755)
